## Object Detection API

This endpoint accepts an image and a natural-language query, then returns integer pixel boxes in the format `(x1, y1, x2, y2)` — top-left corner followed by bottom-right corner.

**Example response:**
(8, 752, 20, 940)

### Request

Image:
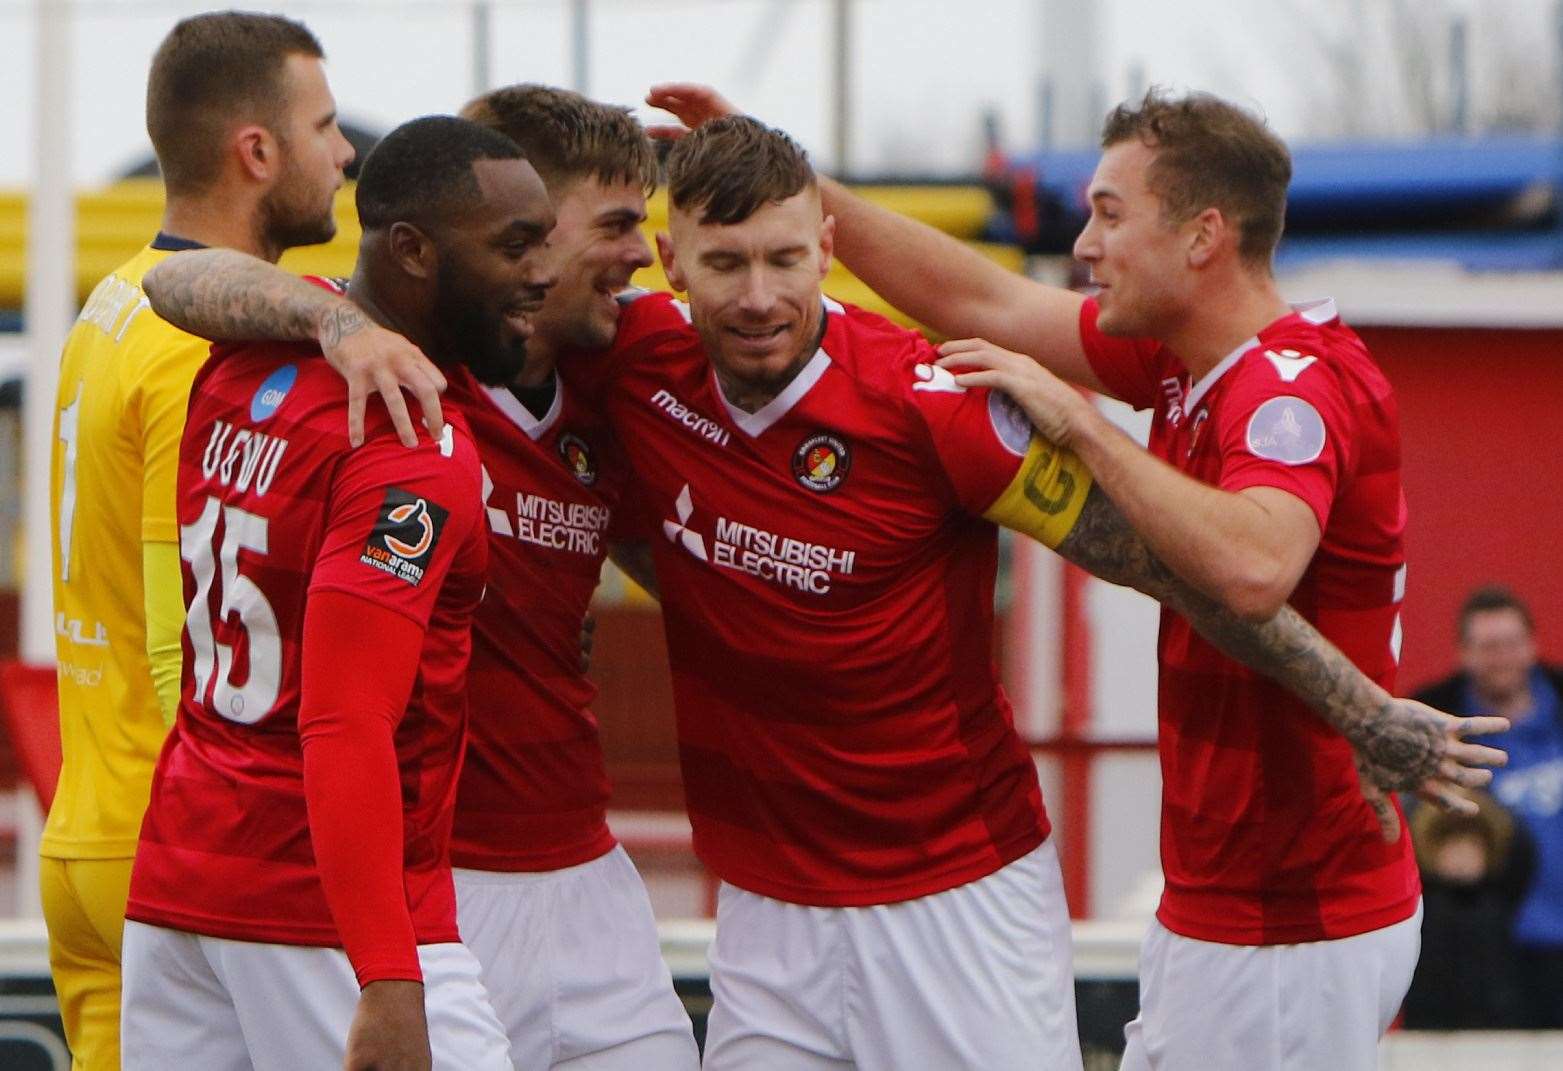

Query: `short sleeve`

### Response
(595, 289, 687, 390)
(135, 332, 217, 542)
(905, 338, 1032, 516)
(1077, 297, 1166, 410)
(309, 427, 485, 628)
(1214, 353, 1353, 533)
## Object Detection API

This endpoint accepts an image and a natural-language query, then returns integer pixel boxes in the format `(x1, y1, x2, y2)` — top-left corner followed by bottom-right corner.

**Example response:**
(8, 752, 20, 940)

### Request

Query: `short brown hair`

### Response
(1101, 89, 1291, 265)
(665, 115, 815, 225)
(146, 12, 323, 197)
(1411, 788, 1515, 875)
(461, 84, 657, 197)
(1459, 585, 1534, 640)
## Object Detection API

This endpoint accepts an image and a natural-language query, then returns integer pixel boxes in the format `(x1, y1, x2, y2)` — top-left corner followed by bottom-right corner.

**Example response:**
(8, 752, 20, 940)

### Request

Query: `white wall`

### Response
(2, 0, 1557, 187)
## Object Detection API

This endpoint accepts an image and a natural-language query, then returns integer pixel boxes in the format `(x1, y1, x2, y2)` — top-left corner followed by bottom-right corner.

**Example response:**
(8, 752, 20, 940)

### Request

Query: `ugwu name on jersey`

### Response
(200, 420, 288, 497)
(361, 488, 449, 586)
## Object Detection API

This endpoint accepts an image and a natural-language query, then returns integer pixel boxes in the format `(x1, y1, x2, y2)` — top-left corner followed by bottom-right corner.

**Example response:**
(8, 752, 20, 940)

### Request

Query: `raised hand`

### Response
(644, 82, 742, 140)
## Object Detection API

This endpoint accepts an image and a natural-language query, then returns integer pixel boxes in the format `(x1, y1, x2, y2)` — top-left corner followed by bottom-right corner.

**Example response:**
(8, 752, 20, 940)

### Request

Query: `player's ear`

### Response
(656, 231, 685, 292)
(387, 222, 436, 280)
(817, 213, 836, 279)
(233, 125, 277, 183)
(1186, 207, 1224, 269)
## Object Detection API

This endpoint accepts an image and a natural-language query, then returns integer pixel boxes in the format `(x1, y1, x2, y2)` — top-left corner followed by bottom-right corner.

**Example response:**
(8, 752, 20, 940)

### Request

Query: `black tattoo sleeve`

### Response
(1055, 485, 1440, 787)
(142, 249, 352, 345)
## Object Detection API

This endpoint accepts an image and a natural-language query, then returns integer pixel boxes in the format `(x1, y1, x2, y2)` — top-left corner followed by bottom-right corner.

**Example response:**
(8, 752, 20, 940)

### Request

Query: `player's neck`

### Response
(513, 335, 559, 388)
(1167, 270, 1293, 382)
(160, 193, 281, 263)
(713, 366, 784, 414)
(508, 371, 558, 421)
(713, 304, 828, 414)
(344, 264, 439, 365)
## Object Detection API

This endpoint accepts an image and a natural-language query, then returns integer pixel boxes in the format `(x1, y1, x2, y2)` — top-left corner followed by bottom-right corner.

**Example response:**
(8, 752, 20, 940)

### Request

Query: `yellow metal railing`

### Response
(0, 181, 1019, 326)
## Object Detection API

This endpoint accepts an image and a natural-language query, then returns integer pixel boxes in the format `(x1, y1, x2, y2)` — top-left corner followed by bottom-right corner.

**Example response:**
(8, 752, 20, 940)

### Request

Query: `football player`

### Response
(45, 14, 351, 1068)
(121, 117, 554, 1071)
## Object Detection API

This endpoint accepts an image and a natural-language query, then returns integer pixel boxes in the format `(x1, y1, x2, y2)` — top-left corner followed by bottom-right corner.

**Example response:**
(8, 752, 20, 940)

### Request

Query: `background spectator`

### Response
(1401, 790, 1530, 1029)
(1415, 586, 1563, 1028)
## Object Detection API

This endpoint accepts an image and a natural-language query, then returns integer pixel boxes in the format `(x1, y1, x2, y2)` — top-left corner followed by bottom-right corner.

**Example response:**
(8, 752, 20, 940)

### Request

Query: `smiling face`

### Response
(660, 186, 834, 400)
(529, 176, 653, 357)
(1072, 139, 1199, 339)
(430, 157, 558, 385)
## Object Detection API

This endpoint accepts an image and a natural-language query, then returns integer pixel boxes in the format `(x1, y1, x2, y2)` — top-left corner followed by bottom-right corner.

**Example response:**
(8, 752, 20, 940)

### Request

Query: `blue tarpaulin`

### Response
(990, 137, 1563, 271)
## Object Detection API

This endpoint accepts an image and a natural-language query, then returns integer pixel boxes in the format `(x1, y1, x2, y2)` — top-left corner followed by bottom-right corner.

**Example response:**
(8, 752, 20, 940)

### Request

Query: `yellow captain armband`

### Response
(982, 435, 1094, 549)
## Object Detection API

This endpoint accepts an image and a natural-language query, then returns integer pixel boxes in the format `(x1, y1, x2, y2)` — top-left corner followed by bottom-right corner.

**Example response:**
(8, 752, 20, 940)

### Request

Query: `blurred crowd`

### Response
(1403, 586, 1563, 1030)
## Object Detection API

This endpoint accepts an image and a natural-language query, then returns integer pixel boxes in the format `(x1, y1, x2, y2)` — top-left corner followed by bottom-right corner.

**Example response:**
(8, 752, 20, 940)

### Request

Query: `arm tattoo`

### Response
(1055, 485, 1440, 788)
(320, 304, 370, 348)
(142, 249, 348, 344)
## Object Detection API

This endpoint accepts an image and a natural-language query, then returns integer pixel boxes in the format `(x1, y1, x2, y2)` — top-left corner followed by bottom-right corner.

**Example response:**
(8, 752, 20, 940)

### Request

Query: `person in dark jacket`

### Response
(1401, 790, 1531, 1029)
(1415, 586, 1563, 1029)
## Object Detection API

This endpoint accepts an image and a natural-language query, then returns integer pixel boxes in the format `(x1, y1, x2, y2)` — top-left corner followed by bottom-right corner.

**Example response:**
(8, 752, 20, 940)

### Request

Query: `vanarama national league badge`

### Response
(361, 488, 448, 586)
(792, 432, 851, 493)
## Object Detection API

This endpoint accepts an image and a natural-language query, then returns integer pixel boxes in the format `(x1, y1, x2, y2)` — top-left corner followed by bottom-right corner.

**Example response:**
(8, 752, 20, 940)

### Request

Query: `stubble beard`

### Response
(432, 269, 528, 387)
(258, 166, 337, 258)
(698, 305, 823, 414)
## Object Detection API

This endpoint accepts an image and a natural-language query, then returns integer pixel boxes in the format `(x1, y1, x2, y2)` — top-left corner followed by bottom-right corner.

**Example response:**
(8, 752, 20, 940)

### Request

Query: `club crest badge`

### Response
(558, 433, 598, 486)
(792, 432, 851, 493)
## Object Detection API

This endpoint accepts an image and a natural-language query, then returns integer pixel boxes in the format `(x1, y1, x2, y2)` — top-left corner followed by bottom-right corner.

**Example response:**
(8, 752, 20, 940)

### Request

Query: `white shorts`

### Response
(454, 845, 698, 1070)
(704, 837, 1082, 1071)
(120, 921, 512, 1070)
(1119, 901, 1423, 1071)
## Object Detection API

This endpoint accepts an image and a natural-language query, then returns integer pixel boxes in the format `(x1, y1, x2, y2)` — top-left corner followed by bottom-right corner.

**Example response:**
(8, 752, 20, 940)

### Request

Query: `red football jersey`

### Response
(601, 291, 1049, 907)
(448, 359, 627, 871)
(1080, 296, 1420, 945)
(127, 340, 487, 948)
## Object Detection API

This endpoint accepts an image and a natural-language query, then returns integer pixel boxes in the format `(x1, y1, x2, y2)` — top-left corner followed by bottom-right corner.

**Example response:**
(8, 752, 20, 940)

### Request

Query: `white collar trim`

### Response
(716, 346, 833, 438)
(1185, 336, 1254, 412)
(713, 300, 841, 437)
(1183, 297, 1339, 411)
(480, 375, 562, 441)
(1295, 297, 1338, 325)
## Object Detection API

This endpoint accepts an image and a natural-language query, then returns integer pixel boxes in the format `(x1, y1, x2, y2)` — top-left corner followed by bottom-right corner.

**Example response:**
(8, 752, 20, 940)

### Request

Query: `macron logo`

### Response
(652, 389, 731, 448)
(911, 363, 965, 394)
(1263, 349, 1318, 383)
(663, 484, 708, 561)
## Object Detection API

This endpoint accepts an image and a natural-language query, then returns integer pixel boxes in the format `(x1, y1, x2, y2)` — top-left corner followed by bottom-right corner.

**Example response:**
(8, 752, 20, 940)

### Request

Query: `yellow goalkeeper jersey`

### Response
(44, 237, 211, 859)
